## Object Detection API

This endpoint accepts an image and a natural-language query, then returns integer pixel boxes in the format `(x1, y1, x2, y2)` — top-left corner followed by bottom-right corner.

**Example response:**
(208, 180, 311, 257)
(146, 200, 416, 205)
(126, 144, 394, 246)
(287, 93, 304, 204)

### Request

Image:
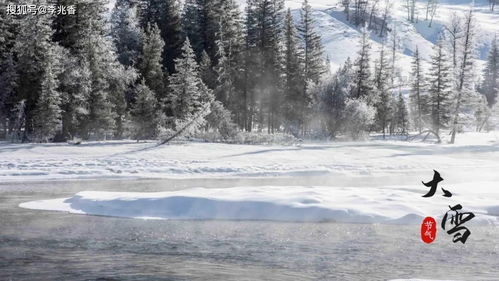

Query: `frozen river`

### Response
(1, 178, 498, 281)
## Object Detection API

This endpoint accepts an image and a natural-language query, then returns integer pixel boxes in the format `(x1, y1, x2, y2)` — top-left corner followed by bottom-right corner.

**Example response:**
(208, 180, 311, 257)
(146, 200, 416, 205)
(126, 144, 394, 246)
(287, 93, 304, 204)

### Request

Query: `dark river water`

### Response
(1, 178, 498, 281)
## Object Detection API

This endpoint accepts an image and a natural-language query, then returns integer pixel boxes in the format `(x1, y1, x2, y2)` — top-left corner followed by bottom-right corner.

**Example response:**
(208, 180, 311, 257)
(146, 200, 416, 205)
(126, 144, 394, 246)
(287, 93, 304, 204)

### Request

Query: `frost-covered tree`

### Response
(409, 47, 427, 133)
(206, 100, 237, 139)
(141, 0, 184, 74)
(316, 59, 353, 138)
(58, 56, 91, 140)
(139, 23, 167, 100)
(283, 9, 306, 135)
(352, 0, 369, 26)
(160, 0, 184, 74)
(352, 26, 373, 102)
(182, 0, 204, 60)
(450, 10, 477, 144)
(480, 36, 499, 108)
(130, 80, 160, 140)
(426, 0, 439, 27)
(0, 6, 18, 138)
(428, 40, 453, 137)
(165, 39, 214, 132)
(373, 41, 393, 138)
(52, 0, 132, 140)
(298, 0, 325, 85)
(78, 1, 132, 139)
(389, 26, 400, 88)
(393, 92, 409, 134)
(405, 0, 417, 23)
(15, 12, 60, 141)
(213, 0, 244, 114)
(342, 98, 375, 140)
(0, 51, 17, 138)
(33, 47, 63, 142)
(199, 51, 217, 90)
(111, 0, 143, 67)
(196, 0, 221, 63)
(214, 35, 233, 106)
(245, 0, 285, 133)
(443, 13, 463, 70)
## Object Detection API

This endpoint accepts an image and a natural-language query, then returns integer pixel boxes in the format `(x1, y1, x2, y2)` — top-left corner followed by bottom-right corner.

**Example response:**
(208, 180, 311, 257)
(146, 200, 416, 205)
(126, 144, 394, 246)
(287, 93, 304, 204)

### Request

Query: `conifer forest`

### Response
(0, 0, 498, 143)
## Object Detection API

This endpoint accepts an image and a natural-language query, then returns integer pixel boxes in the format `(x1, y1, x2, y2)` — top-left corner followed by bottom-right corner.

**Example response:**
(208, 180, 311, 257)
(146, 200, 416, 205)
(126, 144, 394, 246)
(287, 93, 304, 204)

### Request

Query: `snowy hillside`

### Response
(279, 0, 499, 72)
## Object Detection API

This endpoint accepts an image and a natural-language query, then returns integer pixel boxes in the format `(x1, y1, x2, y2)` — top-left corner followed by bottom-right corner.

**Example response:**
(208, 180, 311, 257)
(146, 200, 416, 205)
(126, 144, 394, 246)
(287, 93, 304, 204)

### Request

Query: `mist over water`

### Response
(1, 179, 498, 281)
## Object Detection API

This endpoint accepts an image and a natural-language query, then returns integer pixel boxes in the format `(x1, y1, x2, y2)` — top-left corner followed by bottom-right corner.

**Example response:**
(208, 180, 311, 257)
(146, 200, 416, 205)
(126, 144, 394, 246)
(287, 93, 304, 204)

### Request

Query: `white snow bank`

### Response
(1, 132, 499, 182)
(19, 182, 499, 224)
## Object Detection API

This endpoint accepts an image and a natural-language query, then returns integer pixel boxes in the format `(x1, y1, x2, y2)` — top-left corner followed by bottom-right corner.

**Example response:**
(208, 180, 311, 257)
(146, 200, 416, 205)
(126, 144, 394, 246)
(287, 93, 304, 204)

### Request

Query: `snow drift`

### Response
(20, 184, 499, 224)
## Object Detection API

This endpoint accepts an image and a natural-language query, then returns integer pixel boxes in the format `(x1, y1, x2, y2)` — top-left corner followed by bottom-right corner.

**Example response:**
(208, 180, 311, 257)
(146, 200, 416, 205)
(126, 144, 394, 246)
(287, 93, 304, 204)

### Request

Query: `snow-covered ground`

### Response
(10, 131, 499, 225)
(2, 131, 498, 181)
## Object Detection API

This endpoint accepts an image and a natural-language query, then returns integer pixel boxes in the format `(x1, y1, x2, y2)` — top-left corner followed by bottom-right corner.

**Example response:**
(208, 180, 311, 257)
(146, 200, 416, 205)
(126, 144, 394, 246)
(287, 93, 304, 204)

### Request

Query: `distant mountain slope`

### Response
(281, 0, 499, 73)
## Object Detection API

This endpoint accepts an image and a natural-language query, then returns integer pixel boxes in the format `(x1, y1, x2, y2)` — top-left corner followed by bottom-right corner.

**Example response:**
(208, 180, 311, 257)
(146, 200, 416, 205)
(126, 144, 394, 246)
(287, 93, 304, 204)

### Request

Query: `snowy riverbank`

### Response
(9, 131, 499, 224)
(1, 131, 499, 182)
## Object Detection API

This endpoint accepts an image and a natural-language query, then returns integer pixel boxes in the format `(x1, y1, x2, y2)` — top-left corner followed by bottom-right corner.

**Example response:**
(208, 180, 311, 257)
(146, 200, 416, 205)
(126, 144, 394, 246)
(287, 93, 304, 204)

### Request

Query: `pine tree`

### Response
(78, 1, 131, 139)
(352, 26, 373, 102)
(182, 0, 204, 60)
(450, 10, 476, 144)
(130, 80, 160, 140)
(373, 41, 393, 138)
(107, 62, 137, 139)
(0, 6, 18, 138)
(196, 0, 221, 63)
(316, 59, 352, 138)
(394, 92, 409, 134)
(52, 0, 94, 139)
(242, 0, 258, 132)
(159, 0, 184, 74)
(139, 23, 167, 100)
(389, 26, 400, 89)
(216, 0, 246, 128)
(0, 4, 18, 138)
(297, 0, 325, 85)
(15, 12, 60, 141)
(443, 13, 463, 70)
(0, 51, 17, 139)
(214, 35, 233, 106)
(165, 39, 214, 132)
(409, 47, 427, 133)
(213, 0, 244, 112)
(481, 36, 499, 107)
(58, 56, 91, 140)
(140, 0, 184, 74)
(428, 40, 453, 138)
(33, 48, 63, 142)
(283, 9, 306, 135)
(199, 50, 217, 90)
(111, 0, 143, 67)
(53, 0, 131, 140)
(244, 0, 285, 133)
(52, 0, 86, 51)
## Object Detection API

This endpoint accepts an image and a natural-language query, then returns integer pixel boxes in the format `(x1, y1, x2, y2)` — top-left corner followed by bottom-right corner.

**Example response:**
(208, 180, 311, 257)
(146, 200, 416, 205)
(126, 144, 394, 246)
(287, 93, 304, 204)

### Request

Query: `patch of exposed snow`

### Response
(19, 181, 499, 224)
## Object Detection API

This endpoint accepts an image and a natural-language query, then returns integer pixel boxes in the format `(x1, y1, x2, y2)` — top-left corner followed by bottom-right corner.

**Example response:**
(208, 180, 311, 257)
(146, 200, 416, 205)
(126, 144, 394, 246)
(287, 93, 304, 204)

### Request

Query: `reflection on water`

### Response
(1, 179, 498, 281)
